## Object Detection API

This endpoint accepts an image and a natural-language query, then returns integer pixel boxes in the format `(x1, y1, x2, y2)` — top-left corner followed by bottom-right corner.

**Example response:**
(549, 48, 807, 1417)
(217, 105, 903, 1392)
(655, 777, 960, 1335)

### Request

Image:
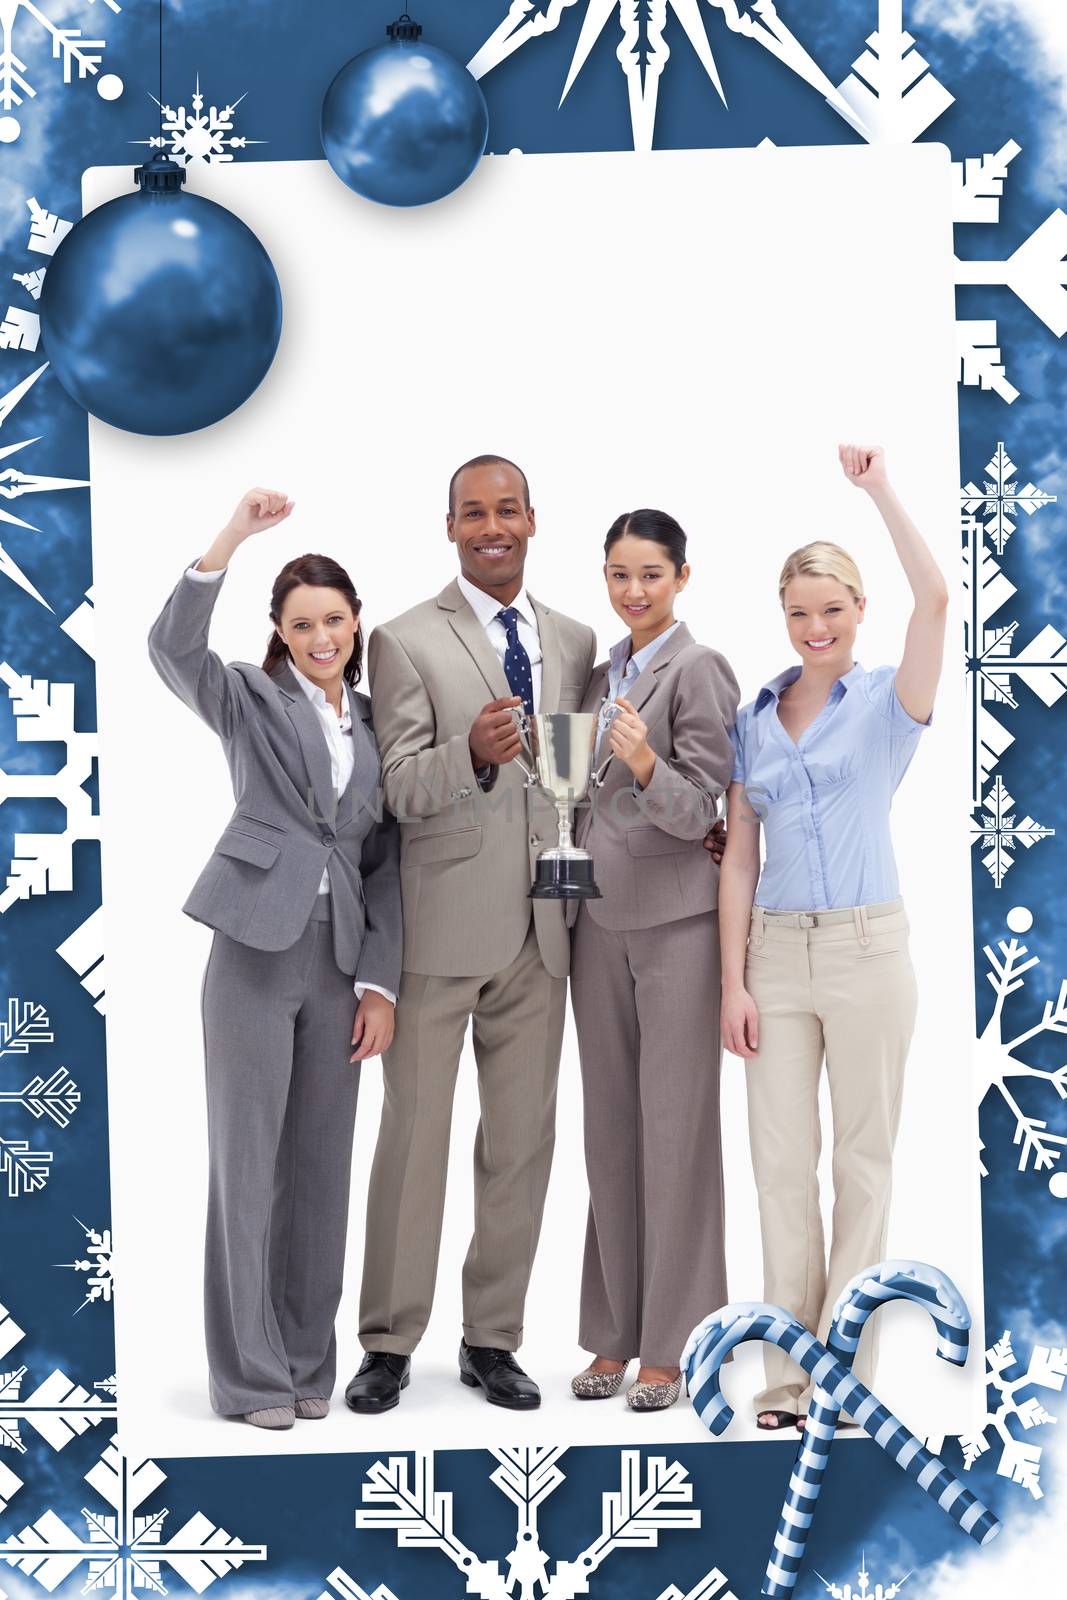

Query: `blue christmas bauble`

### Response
(40, 157, 282, 437)
(321, 15, 488, 207)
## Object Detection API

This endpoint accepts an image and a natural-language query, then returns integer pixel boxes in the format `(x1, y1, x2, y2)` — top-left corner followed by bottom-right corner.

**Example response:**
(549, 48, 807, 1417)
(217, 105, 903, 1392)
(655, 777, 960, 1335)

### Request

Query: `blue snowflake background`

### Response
(0, 1, 1063, 1596)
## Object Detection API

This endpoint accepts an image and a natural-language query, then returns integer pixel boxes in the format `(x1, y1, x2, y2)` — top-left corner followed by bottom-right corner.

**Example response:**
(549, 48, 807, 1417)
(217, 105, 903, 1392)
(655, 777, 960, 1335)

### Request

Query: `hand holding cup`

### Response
(469, 695, 524, 768)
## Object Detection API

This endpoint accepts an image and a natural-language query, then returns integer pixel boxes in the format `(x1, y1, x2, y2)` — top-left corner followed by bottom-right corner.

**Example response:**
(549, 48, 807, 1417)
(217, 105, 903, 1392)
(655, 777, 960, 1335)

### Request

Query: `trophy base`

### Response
(529, 851, 602, 900)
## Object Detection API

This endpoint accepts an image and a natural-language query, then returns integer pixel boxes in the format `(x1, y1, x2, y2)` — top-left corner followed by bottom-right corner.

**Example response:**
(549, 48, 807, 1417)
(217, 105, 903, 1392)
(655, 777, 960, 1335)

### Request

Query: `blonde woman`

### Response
(718, 445, 948, 1430)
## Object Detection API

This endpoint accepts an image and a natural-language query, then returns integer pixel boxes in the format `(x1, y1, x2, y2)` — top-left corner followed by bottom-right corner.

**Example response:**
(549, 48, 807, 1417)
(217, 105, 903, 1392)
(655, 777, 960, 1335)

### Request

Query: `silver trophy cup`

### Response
(511, 706, 618, 899)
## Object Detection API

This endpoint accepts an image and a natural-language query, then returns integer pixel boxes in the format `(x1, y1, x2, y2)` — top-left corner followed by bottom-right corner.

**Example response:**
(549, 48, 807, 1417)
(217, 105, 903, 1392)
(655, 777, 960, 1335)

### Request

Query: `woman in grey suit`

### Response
(569, 508, 740, 1411)
(148, 487, 402, 1430)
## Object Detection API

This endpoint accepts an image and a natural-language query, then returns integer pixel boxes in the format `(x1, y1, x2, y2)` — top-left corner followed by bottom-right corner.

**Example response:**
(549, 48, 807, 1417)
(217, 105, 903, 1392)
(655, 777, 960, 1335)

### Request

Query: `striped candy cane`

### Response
(763, 1262, 972, 1596)
(681, 1301, 999, 1561)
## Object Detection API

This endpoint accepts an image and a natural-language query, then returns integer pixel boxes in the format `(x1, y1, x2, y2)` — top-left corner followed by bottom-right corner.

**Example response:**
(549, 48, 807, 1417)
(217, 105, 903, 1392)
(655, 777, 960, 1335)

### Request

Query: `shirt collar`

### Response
(608, 619, 683, 677)
(457, 571, 536, 632)
(753, 660, 866, 712)
(288, 661, 351, 724)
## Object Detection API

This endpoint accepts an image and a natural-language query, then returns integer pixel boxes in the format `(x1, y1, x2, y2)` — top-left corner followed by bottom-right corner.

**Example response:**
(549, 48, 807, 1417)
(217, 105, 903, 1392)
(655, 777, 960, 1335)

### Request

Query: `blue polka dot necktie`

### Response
(497, 606, 535, 718)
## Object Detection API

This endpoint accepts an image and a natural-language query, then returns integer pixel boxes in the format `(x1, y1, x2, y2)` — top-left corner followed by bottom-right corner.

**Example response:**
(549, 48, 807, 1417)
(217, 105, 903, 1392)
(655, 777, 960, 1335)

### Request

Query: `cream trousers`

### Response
(743, 896, 918, 1414)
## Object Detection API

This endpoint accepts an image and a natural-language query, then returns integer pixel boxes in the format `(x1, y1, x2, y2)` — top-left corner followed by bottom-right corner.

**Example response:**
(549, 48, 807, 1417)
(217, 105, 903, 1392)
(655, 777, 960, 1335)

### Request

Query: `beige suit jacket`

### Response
(368, 577, 596, 979)
(571, 622, 740, 930)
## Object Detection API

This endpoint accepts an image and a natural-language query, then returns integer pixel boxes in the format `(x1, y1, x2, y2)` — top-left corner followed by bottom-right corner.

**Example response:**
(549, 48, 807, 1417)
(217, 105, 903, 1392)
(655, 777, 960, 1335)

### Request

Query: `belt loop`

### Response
(752, 904, 765, 948)
(854, 904, 870, 946)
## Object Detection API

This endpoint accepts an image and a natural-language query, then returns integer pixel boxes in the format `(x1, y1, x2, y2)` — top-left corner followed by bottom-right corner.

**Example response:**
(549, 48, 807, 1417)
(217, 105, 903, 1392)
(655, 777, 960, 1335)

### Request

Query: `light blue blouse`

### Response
(595, 620, 682, 756)
(729, 661, 931, 911)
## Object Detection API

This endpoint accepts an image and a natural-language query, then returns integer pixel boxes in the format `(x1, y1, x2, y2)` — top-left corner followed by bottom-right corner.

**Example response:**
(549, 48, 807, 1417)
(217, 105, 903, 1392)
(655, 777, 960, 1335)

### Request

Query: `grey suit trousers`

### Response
(359, 920, 567, 1353)
(201, 897, 360, 1416)
(571, 907, 727, 1367)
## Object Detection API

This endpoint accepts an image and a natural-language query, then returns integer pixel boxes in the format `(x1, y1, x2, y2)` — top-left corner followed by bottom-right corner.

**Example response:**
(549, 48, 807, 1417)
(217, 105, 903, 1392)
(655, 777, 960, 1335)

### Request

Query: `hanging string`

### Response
(158, 0, 163, 138)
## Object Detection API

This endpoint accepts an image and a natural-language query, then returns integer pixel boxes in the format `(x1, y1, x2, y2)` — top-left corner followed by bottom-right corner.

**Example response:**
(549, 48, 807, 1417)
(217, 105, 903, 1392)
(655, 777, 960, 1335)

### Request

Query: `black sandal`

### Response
(757, 1409, 799, 1430)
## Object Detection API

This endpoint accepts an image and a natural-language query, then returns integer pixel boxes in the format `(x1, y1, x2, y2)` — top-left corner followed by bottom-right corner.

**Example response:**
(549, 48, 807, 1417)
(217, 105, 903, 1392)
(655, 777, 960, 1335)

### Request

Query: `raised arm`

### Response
(839, 444, 949, 725)
(147, 487, 295, 738)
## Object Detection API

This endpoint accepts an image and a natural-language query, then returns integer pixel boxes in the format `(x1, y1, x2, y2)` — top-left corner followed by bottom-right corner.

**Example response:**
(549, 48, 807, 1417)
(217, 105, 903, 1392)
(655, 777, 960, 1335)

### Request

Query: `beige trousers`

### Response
(743, 897, 917, 1414)
(359, 920, 567, 1354)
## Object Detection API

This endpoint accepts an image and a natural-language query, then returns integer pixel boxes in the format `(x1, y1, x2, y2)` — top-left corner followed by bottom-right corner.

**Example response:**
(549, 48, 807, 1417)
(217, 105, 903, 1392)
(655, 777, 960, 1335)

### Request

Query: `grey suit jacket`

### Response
(571, 622, 740, 930)
(367, 577, 596, 980)
(147, 567, 402, 990)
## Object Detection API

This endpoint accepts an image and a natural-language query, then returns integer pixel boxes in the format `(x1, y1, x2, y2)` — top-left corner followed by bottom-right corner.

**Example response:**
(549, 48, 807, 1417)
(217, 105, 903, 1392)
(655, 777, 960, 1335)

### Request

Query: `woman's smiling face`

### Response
(275, 583, 360, 688)
(604, 535, 687, 633)
(781, 573, 864, 667)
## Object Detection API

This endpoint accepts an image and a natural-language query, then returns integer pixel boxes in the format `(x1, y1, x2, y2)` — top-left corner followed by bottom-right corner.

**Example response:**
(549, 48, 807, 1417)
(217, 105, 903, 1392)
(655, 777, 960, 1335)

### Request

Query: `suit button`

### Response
(321, 832, 335, 845)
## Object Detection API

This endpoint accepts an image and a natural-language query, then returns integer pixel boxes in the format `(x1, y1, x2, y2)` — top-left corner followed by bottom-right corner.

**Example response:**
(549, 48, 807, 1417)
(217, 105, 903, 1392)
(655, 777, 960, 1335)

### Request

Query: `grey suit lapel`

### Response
(581, 663, 610, 713)
(621, 621, 694, 715)
(340, 691, 379, 822)
(530, 593, 560, 712)
(275, 662, 337, 824)
(438, 579, 512, 703)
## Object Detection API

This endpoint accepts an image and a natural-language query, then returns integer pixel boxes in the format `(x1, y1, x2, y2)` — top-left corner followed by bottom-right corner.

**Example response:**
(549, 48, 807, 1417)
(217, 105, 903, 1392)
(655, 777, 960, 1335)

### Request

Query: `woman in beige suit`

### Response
(569, 508, 740, 1411)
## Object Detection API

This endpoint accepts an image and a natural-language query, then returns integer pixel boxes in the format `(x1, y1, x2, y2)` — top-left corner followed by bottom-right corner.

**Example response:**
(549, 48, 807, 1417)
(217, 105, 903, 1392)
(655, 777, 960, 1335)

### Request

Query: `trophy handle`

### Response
(509, 705, 539, 786)
(591, 752, 615, 787)
(591, 696, 622, 786)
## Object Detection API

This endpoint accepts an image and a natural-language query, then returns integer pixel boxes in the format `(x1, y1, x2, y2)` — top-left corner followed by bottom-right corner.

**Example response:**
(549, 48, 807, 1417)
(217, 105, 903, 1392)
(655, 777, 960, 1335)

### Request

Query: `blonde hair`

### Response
(778, 541, 864, 606)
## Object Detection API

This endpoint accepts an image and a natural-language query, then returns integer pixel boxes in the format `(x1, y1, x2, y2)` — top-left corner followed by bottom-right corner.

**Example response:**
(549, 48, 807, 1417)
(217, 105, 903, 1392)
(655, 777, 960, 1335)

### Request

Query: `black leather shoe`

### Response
(345, 1352, 410, 1413)
(458, 1340, 540, 1409)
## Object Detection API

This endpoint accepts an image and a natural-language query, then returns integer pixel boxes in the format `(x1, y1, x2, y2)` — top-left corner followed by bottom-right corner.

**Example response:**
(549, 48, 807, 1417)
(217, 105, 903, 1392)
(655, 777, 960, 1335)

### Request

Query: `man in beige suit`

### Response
(347, 455, 596, 1412)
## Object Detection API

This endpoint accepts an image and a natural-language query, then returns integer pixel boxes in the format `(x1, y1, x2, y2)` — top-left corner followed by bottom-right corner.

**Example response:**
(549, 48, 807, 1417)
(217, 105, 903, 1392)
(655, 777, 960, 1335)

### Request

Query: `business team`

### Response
(148, 445, 946, 1431)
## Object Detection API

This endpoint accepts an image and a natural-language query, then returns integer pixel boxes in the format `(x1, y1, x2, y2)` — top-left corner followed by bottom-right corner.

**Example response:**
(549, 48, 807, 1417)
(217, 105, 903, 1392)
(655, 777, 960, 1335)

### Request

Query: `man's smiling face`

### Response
(447, 460, 536, 596)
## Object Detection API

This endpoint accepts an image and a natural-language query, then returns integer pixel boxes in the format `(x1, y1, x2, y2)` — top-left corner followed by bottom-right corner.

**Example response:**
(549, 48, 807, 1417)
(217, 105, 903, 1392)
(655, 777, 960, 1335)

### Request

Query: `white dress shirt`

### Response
(184, 561, 394, 1006)
(457, 572, 543, 712)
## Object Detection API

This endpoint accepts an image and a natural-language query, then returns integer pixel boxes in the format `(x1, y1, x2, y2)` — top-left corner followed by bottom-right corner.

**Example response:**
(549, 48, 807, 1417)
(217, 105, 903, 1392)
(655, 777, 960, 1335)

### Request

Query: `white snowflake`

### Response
(0, 659, 100, 912)
(956, 320, 1018, 406)
(977, 908, 1067, 1186)
(0, 1063, 80, 1126)
(0, 1136, 51, 1197)
(956, 204, 1067, 344)
(938, 1331, 1066, 1500)
(814, 1554, 913, 1599)
(0, 1298, 115, 1515)
(971, 776, 1055, 888)
(132, 73, 265, 165)
(0, 999, 80, 1197)
(469, 1, 862, 152)
(354, 1446, 735, 1600)
(835, 8, 1067, 386)
(2, 196, 73, 353)
(0, 365, 89, 612)
(0, 0, 123, 144)
(962, 471, 1065, 808)
(0, 1434, 267, 1595)
(56, 1216, 114, 1314)
(317, 1575, 399, 1600)
(1, 195, 91, 612)
(833, 0, 952, 144)
(56, 902, 107, 1013)
(962, 442, 1058, 557)
(952, 141, 1025, 403)
(953, 138, 1021, 225)
(0, 999, 53, 1058)
(60, 583, 95, 659)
